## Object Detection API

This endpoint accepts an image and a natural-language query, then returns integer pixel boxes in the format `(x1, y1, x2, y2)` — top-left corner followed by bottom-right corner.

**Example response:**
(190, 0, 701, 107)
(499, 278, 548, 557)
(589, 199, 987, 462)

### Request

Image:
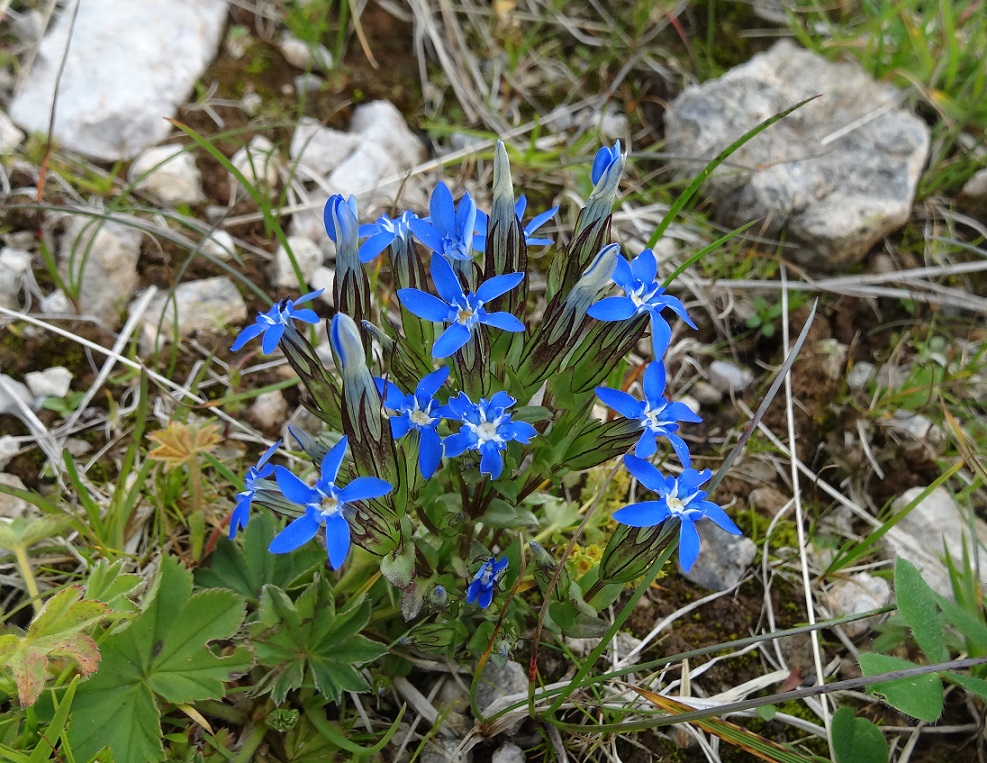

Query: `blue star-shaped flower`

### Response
(323, 194, 359, 245)
(229, 439, 281, 539)
(375, 366, 449, 479)
(443, 391, 536, 480)
(397, 254, 525, 358)
(358, 210, 418, 263)
(592, 141, 622, 184)
(409, 182, 477, 262)
(587, 247, 696, 357)
(230, 290, 323, 354)
(466, 556, 509, 609)
(594, 361, 702, 464)
(614, 456, 742, 573)
(269, 435, 392, 569)
(473, 195, 559, 251)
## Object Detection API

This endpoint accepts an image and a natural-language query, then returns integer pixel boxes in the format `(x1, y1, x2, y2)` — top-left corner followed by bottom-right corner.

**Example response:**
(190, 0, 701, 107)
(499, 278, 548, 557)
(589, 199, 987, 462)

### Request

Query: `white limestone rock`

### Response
(709, 359, 755, 394)
(251, 390, 289, 430)
(25, 367, 73, 399)
(0, 248, 32, 310)
(0, 110, 25, 153)
(9, 0, 228, 161)
(884, 486, 987, 597)
(823, 572, 891, 638)
(60, 217, 142, 327)
(137, 277, 247, 346)
(349, 100, 424, 172)
(129, 144, 204, 205)
(230, 135, 281, 195)
(40, 289, 74, 315)
(269, 236, 323, 289)
(664, 40, 930, 270)
(0, 474, 33, 519)
(0, 375, 33, 416)
(279, 33, 334, 72)
(290, 118, 361, 176)
(683, 522, 757, 591)
(309, 266, 335, 304)
(202, 230, 237, 261)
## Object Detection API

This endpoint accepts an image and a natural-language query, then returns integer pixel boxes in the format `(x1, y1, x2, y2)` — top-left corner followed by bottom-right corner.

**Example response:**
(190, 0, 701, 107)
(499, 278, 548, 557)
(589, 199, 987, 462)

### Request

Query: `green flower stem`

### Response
(231, 722, 268, 763)
(13, 543, 41, 613)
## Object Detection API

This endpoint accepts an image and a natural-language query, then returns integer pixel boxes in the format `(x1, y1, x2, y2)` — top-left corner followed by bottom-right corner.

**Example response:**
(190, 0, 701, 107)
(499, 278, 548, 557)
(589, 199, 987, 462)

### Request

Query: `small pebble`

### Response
(25, 367, 73, 399)
(708, 360, 755, 394)
(846, 361, 875, 391)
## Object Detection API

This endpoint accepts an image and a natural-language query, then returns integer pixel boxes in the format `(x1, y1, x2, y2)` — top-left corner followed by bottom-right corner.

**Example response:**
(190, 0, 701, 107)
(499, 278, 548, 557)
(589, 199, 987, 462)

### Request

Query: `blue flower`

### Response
(614, 456, 742, 573)
(473, 195, 558, 251)
(409, 182, 477, 262)
(323, 194, 359, 245)
(587, 247, 696, 357)
(358, 210, 418, 263)
(466, 556, 509, 609)
(375, 366, 450, 479)
(231, 290, 323, 354)
(595, 361, 702, 464)
(592, 141, 622, 184)
(443, 391, 536, 480)
(229, 439, 281, 539)
(397, 254, 525, 358)
(269, 435, 392, 569)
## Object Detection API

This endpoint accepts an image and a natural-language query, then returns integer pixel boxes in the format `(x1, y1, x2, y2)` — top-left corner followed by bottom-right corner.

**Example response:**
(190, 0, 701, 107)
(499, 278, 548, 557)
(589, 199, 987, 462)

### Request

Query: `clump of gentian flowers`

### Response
(227, 140, 741, 666)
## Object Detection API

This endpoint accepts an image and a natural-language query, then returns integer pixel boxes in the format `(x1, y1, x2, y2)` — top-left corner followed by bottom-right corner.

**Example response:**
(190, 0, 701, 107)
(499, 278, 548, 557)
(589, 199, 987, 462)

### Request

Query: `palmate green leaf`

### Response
(69, 556, 252, 762)
(831, 706, 888, 763)
(84, 559, 141, 615)
(249, 577, 388, 704)
(894, 558, 948, 663)
(194, 512, 325, 604)
(858, 653, 944, 722)
(0, 586, 109, 706)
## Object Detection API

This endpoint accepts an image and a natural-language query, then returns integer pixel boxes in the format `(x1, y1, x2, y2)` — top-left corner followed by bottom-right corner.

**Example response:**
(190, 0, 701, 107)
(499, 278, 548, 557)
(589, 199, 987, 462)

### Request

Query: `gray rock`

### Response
(279, 33, 334, 72)
(309, 266, 336, 304)
(708, 359, 755, 394)
(230, 135, 281, 195)
(40, 289, 74, 315)
(664, 40, 929, 270)
(250, 390, 289, 430)
(60, 217, 142, 327)
(880, 410, 946, 453)
(818, 338, 848, 381)
(476, 660, 528, 733)
(281, 405, 324, 445)
(137, 277, 247, 346)
(691, 380, 723, 406)
(25, 367, 73, 399)
(885, 486, 987, 597)
(129, 144, 204, 205)
(0, 437, 18, 470)
(822, 572, 891, 638)
(326, 142, 400, 200)
(349, 100, 423, 172)
(0, 110, 25, 153)
(0, 474, 33, 519)
(0, 375, 33, 416)
(202, 230, 236, 261)
(683, 522, 757, 591)
(9, 0, 227, 161)
(420, 739, 471, 763)
(749, 485, 789, 516)
(293, 74, 325, 96)
(492, 742, 525, 763)
(0, 248, 32, 310)
(847, 361, 875, 391)
(290, 118, 361, 176)
(959, 168, 987, 218)
(269, 236, 323, 289)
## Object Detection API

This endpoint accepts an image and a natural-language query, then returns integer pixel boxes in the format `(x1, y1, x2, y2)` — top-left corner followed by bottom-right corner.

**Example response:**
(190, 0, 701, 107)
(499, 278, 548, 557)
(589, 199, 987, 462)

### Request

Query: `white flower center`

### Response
(475, 421, 499, 442)
(457, 307, 474, 324)
(410, 409, 432, 426)
(666, 496, 685, 514)
(320, 495, 340, 516)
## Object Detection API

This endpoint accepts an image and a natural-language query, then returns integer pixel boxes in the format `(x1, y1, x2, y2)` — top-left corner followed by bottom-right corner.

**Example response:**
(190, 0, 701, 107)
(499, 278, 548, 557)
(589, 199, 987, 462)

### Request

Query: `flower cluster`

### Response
(225, 139, 741, 649)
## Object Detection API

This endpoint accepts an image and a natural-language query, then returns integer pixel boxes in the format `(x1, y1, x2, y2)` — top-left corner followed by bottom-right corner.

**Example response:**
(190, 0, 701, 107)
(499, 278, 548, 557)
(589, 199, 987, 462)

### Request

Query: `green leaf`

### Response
(935, 592, 987, 655)
(858, 653, 944, 722)
(894, 558, 948, 663)
(945, 671, 987, 703)
(84, 559, 141, 615)
(249, 578, 388, 704)
(69, 556, 251, 762)
(0, 587, 109, 705)
(831, 706, 888, 763)
(194, 512, 325, 603)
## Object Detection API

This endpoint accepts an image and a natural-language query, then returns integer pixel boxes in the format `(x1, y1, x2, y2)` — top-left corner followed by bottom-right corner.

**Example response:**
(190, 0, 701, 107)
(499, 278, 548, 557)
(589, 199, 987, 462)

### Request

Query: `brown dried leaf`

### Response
(147, 421, 222, 468)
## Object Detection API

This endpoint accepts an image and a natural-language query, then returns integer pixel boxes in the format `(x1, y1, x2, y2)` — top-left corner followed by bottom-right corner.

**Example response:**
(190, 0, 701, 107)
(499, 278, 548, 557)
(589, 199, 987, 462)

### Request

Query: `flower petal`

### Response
(260, 323, 286, 355)
(430, 182, 456, 234)
(479, 444, 504, 479)
(664, 401, 703, 424)
(443, 431, 473, 458)
(397, 288, 452, 322)
(630, 249, 658, 283)
(376, 378, 405, 410)
(479, 311, 525, 332)
(622, 455, 669, 495)
(269, 512, 321, 553)
(700, 504, 743, 536)
(324, 513, 352, 569)
(256, 439, 283, 470)
(667, 433, 692, 468)
(475, 272, 524, 304)
(649, 316, 672, 358)
(409, 218, 444, 253)
(359, 231, 394, 263)
(613, 500, 670, 527)
(444, 392, 475, 420)
(430, 254, 466, 305)
(488, 391, 515, 411)
(503, 420, 537, 444)
(588, 296, 638, 321)
(677, 518, 702, 572)
(595, 387, 644, 420)
(419, 427, 443, 479)
(275, 466, 318, 505)
(338, 476, 392, 503)
(432, 323, 472, 358)
(417, 365, 450, 399)
(390, 414, 412, 440)
(634, 432, 658, 458)
(612, 255, 633, 289)
(642, 361, 668, 402)
(230, 322, 265, 352)
(320, 436, 349, 483)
